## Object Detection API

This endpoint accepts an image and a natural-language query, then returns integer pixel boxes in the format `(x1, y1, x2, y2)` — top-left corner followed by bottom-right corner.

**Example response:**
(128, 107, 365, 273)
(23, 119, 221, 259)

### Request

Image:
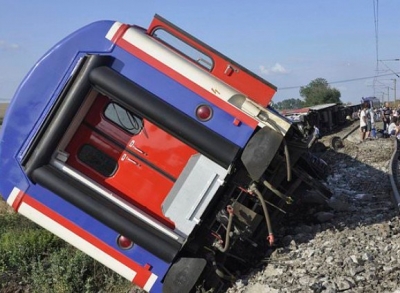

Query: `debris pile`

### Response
(228, 130, 400, 293)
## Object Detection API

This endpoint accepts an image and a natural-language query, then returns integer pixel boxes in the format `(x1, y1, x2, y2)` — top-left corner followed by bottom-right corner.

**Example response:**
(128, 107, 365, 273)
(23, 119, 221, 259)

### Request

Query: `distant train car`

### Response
(283, 103, 361, 139)
(362, 96, 381, 110)
(0, 15, 330, 292)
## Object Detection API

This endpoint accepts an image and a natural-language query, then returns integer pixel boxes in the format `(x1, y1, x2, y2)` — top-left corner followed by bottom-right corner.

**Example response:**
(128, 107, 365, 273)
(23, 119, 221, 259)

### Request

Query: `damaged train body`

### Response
(0, 15, 330, 292)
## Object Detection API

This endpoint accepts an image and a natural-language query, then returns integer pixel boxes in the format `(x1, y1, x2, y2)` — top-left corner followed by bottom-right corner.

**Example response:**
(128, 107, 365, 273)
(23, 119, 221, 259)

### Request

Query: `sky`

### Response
(1, 1, 399, 105)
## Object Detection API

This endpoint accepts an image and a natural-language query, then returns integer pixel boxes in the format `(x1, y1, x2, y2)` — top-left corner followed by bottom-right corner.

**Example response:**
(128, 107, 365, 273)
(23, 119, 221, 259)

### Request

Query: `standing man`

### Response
(382, 102, 391, 132)
(370, 107, 376, 138)
(365, 103, 372, 139)
(360, 103, 367, 141)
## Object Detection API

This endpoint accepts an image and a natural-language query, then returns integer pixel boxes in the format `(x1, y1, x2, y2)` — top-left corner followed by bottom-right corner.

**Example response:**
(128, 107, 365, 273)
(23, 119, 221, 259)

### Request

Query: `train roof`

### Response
(148, 14, 277, 106)
(309, 103, 338, 111)
(281, 103, 339, 116)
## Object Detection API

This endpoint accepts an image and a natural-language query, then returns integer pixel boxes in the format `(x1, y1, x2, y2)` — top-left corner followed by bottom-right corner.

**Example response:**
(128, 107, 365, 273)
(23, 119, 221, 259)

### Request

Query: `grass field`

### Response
(0, 102, 133, 292)
(0, 103, 8, 208)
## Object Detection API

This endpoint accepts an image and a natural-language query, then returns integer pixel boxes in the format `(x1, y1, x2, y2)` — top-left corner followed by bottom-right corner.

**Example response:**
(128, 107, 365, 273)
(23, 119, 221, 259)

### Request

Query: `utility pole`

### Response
(393, 79, 397, 105)
(388, 87, 390, 103)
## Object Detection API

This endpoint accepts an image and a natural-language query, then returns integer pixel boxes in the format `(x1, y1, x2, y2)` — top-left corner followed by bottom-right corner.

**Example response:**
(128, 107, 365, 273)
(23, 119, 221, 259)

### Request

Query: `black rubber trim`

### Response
(163, 257, 206, 293)
(32, 165, 180, 262)
(24, 55, 114, 178)
(89, 66, 240, 169)
(241, 126, 283, 180)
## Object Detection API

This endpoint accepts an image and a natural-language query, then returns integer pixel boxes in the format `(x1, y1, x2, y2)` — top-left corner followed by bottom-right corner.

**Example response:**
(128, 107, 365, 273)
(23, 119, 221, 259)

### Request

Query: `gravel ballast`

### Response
(227, 125, 400, 293)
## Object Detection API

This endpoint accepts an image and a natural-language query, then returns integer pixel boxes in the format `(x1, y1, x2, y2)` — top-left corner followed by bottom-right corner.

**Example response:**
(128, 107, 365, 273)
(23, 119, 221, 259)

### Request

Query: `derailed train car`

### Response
(0, 15, 331, 292)
(283, 103, 362, 139)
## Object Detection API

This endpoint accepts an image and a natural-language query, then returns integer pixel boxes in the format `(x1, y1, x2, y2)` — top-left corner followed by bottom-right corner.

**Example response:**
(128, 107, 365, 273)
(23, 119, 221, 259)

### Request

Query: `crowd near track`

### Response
(390, 138, 400, 210)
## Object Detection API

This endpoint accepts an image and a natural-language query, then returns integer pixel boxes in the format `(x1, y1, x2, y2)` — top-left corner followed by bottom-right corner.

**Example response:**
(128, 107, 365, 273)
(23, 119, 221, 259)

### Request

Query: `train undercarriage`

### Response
(163, 125, 332, 292)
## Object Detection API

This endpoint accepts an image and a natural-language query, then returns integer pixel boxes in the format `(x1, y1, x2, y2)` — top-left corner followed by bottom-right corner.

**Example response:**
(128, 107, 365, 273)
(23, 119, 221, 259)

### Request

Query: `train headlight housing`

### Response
(196, 104, 213, 121)
(117, 235, 134, 250)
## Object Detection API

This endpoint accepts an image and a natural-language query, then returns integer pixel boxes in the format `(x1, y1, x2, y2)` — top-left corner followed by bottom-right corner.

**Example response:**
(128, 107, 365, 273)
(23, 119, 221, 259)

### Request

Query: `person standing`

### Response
(388, 116, 398, 136)
(360, 103, 367, 141)
(382, 102, 391, 132)
(365, 103, 372, 139)
(307, 125, 320, 148)
(370, 107, 376, 138)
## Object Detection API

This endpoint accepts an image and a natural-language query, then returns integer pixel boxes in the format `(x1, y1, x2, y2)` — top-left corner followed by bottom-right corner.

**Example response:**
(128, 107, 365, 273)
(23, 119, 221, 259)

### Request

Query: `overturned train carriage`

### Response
(0, 15, 331, 292)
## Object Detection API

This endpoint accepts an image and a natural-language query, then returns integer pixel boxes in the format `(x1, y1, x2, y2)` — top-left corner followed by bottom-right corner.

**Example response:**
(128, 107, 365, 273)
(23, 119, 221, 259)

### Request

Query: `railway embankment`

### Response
(0, 103, 8, 125)
(228, 123, 400, 293)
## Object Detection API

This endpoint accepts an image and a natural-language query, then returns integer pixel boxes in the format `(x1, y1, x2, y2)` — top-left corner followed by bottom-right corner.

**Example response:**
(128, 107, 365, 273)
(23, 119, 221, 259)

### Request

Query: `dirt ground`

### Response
(0, 103, 9, 119)
(0, 201, 13, 214)
(0, 103, 10, 213)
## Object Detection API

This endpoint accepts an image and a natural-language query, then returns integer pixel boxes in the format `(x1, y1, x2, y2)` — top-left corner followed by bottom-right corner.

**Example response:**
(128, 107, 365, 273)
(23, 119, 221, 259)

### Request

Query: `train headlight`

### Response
(196, 104, 213, 121)
(117, 235, 134, 250)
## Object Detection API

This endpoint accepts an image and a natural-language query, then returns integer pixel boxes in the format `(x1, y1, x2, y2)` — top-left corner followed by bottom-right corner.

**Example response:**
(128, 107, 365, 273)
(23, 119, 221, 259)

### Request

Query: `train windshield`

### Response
(104, 102, 143, 135)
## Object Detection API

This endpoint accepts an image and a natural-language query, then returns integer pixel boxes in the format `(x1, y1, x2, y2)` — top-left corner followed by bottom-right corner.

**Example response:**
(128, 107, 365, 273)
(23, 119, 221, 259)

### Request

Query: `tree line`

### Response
(271, 78, 342, 111)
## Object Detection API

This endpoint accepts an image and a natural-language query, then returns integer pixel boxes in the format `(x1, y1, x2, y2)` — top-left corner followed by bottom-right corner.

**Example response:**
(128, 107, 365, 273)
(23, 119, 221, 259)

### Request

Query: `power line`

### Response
(280, 1, 397, 93)
(373, 0, 379, 65)
(372, 0, 379, 96)
(279, 72, 400, 90)
(379, 60, 400, 77)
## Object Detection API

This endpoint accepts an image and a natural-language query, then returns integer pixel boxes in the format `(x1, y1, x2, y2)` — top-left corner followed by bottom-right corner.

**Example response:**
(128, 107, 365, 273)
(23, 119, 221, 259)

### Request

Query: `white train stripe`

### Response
(106, 24, 241, 104)
(7, 186, 20, 206)
(18, 201, 138, 282)
(105, 23, 291, 134)
(106, 22, 124, 41)
(144, 273, 158, 292)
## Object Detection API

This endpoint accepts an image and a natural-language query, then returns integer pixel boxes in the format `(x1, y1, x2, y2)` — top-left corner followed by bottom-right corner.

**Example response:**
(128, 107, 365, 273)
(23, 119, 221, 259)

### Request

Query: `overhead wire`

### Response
(279, 72, 400, 91)
(280, 0, 389, 93)
(372, 0, 380, 96)
(379, 60, 400, 78)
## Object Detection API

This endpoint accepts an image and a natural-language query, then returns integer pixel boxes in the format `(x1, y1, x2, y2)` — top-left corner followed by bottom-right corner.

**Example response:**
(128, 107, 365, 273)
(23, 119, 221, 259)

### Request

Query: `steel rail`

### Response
(389, 138, 400, 210)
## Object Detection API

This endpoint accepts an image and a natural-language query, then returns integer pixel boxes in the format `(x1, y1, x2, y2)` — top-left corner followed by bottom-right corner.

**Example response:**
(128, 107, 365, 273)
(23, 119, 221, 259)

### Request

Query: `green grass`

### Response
(0, 210, 135, 293)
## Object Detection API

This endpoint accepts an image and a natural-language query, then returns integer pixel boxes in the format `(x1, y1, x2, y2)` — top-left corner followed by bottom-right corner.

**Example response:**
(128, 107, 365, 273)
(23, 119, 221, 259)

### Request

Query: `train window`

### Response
(104, 103, 143, 135)
(152, 28, 213, 70)
(78, 144, 117, 177)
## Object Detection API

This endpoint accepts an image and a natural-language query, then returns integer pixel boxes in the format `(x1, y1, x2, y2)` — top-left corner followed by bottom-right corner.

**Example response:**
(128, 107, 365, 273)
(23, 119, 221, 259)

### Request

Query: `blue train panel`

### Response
(0, 14, 330, 293)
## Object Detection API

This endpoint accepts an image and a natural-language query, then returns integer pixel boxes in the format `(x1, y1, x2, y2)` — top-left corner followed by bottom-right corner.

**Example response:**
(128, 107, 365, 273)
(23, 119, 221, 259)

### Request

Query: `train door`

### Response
(64, 94, 198, 226)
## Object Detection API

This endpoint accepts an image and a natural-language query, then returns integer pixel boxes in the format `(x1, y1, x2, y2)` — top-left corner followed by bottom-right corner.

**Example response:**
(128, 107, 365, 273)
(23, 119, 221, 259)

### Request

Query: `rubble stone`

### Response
(227, 124, 400, 293)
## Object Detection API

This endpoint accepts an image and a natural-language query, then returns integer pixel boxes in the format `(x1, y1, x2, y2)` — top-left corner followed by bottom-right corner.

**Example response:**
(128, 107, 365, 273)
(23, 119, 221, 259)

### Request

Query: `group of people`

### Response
(359, 101, 400, 141)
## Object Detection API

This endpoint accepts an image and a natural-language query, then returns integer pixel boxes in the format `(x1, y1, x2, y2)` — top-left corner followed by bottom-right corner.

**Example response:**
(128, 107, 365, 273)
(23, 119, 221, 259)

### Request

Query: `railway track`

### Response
(323, 120, 400, 211)
(389, 138, 400, 209)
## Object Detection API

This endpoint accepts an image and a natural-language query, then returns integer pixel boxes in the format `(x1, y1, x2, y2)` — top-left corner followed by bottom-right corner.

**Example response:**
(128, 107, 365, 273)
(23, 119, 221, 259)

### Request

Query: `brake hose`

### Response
(249, 183, 274, 246)
(216, 205, 234, 253)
